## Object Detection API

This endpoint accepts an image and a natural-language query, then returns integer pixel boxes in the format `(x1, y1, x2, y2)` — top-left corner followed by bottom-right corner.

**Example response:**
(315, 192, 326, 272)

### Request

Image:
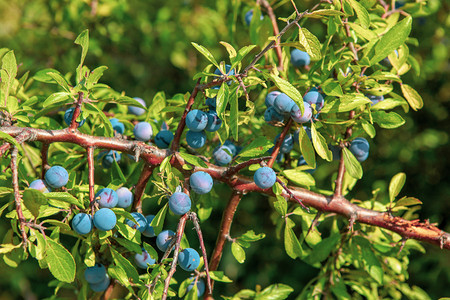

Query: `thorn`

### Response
(397, 237, 407, 254)
(348, 212, 357, 232)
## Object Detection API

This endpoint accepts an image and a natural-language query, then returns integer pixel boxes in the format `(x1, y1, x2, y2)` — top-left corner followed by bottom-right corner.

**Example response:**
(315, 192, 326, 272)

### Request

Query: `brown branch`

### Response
(339, 0, 358, 61)
(87, 146, 95, 214)
(0, 130, 34, 157)
(133, 164, 155, 213)
(40, 143, 49, 179)
(2, 126, 450, 250)
(171, 79, 201, 152)
(225, 156, 272, 177)
(268, 118, 292, 167)
(69, 92, 84, 131)
(261, 0, 283, 71)
(334, 110, 355, 197)
(276, 177, 309, 212)
(206, 191, 243, 299)
(11, 146, 28, 250)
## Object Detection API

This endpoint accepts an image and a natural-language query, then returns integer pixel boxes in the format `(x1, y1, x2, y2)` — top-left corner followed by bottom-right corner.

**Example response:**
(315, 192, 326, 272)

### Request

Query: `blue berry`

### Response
(265, 91, 281, 107)
(178, 248, 201, 272)
(190, 171, 213, 194)
(367, 95, 384, 106)
(29, 179, 51, 193)
(72, 213, 93, 235)
(126, 212, 148, 233)
(264, 106, 285, 125)
(254, 167, 276, 189)
(102, 150, 121, 168)
(154, 130, 174, 149)
(205, 110, 222, 132)
(244, 9, 263, 26)
(349, 137, 370, 162)
(274, 133, 294, 154)
(186, 110, 208, 132)
(110, 118, 125, 134)
(223, 140, 238, 156)
(213, 145, 233, 166)
(186, 130, 206, 149)
(142, 215, 156, 237)
(293, 126, 312, 144)
(187, 278, 206, 297)
(303, 91, 324, 111)
(133, 122, 153, 141)
(116, 187, 133, 208)
(96, 188, 118, 208)
(169, 192, 191, 215)
(298, 156, 316, 174)
(129, 97, 147, 116)
(84, 263, 107, 284)
(214, 64, 235, 76)
(291, 102, 312, 123)
(205, 97, 216, 110)
(134, 249, 156, 269)
(290, 49, 311, 67)
(45, 166, 69, 189)
(329, 144, 341, 161)
(156, 229, 176, 252)
(93, 208, 117, 231)
(90, 275, 110, 292)
(273, 93, 295, 115)
(64, 107, 85, 127)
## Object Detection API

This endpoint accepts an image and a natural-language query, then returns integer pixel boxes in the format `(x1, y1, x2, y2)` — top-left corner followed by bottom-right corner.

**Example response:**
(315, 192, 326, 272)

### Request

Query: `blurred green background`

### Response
(0, 0, 448, 298)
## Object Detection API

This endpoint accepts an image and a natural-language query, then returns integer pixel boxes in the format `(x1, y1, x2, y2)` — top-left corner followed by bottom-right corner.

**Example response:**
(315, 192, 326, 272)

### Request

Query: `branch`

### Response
(133, 164, 155, 213)
(86, 146, 95, 213)
(261, 0, 283, 71)
(339, 0, 359, 61)
(334, 110, 355, 197)
(40, 143, 49, 179)
(69, 92, 84, 131)
(268, 119, 292, 167)
(11, 146, 28, 250)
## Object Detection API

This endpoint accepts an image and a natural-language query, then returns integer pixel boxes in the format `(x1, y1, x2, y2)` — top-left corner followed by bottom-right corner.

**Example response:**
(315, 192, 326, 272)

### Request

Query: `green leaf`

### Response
(0, 131, 19, 148)
(0, 243, 21, 254)
(179, 152, 208, 168)
(311, 123, 332, 161)
(258, 283, 294, 299)
(305, 233, 340, 264)
(229, 89, 239, 140)
(84, 102, 114, 137)
(321, 94, 371, 113)
(371, 111, 405, 129)
(216, 83, 229, 116)
(2, 50, 17, 81)
(297, 127, 316, 168)
(150, 203, 168, 236)
(209, 271, 233, 283)
(361, 120, 376, 138)
(114, 237, 142, 254)
(361, 245, 383, 284)
(45, 192, 84, 208)
(47, 72, 71, 92)
(191, 42, 219, 67)
(273, 195, 288, 216)
(43, 92, 70, 107)
(298, 28, 322, 61)
(22, 189, 47, 218)
(306, 9, 344, 18)
(284, 223, 303, 259)
(394, 196, 422, 207)
(368, 16, 412, 66)
(44, 236, 76, 283)
(389, 172, 406, 202)
(348, 23, 377, 41)
(234, 45, 257, 66)
(220, 41, 237, 60)
(231, 242, 245, 263)
(87, 66, 108, 89)
(401, 84, 423, 111)
(112, 96, 147, 109)
(237, 137, 273, 158)
(282, 169, 315, 187)
(342, 148, 363, 179)
(346, 0, 370, 28)
(74, 30, 89, 77)
(110, 248, 140, 283)
(321, 79, 343, 97)
(268, 74, 303, 113)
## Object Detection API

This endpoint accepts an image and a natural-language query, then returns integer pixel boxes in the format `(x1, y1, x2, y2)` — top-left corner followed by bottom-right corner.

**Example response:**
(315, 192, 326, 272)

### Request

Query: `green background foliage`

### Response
(0, 0, 448, 298)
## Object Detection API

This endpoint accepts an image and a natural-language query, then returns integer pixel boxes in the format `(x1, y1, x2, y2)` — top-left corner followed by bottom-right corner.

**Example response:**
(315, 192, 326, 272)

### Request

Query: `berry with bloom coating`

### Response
(142, 215, 156, 237)
(72, 213, 93, 235)
(109, 118, 125, 134)
(178, 248, 201, 271)
(156, 229, 176, 252)
(273, 93, 296, 115)
(291, 102, 312, 123)
(93, 208, 117, 231)
(133, 122, 153, 141)
(116, 187, 133, 208)
(134, 249, 156, 269)
(187, 278, 206, 297)
(45, 166, 69, 189)
(84, 263, 107, 284)
(101, 150, 121, 168)
(265, 91, 281, 107)
(205, 110, 222, 132)
(205, 97, 216, 110)
(169, 192, 191, 215)
(128, 97, 146, 116)
(245, 9, 264, 25)
(303, 91, 324, 111)
(290, 49, 311, 67)
(186, 110, 208, 132)
(367, 94, 384, 106)
(264, 107, 285, 125)
(213, 145, 233, 166)
(190, 171, 213, 194)
(90, 275, 110, 292)
(186, 130, 206, 149)
(274, 133, 294, 154)
(96, 188, 118, 208)
(254, 167, 276, 189)
(214, 64, 235, 76)
(349, 137, 370, 162)
(154, 130, 174, 149)
(298, 156, 316, 174)
(64, 107, 85, 127)
(29, 179, 51, 193)
(126, 212, 148, 233)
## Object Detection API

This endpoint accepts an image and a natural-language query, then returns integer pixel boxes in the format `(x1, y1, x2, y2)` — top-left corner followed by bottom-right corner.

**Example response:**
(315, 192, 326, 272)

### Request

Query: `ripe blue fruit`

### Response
(186, 130, 206, 149)
(128, 97, 147, 116)
(303, 91, 324, 111)
(291, 102, 312, 123)
(178, 248, 201, 271)
(298, 156, 316, 174)
(265, 91, 280, 107)
(102, 150, 121, 168)
(214, 64, 235, 76)
(93, 208, 117, 231)
(205, 97, 216, 110)
(29, 179, 51, 193)
(84, 263, 107, 284)
(133, 122, 153, 141)
(349, 137, 370, 162)
(186, 110, 208, 132)
(205, 110, 222, 132)
(96, 188, 118, 208)
(109, 118, 125, 134)
(142, 215, 156, 237)
(90, 275, 110, 292)
(116, 187, 133, 208)
(274, 133, 294, 154)
(169, 192, 191, 215)
(254, 167, 276, 189)
(367, 95, 384, 106)
(72, 213, 93, 235)
(190, 171, 213, 194)
(264, 106, 285, 125)
(187, 278, 206, 297)
(156, 229, 176, 252)
(126, 212, 148, 233)
(213, 145, 233, 166)
(290, 49, 311, 67)
(154, 130, 174, 148)
(245, 9, 264, 25)
(64, 107, 85, 127)
(329, 145, 341, 161)
(45, 166, 69, 189)
(135, 249, 156, 269)
(223, 140, 239, 156)
(273, 93, 295, 115)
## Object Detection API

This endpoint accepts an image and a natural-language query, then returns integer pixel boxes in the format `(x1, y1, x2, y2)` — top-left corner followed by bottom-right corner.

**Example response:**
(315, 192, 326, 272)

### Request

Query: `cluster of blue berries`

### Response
(84, 263, 110, 292)
(29, 165, 69, 193)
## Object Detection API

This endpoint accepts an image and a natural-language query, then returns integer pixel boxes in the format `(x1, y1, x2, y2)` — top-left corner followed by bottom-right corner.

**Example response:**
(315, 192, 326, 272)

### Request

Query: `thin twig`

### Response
(261, 0, 283, 70)
(276, 178, 309, 212)
(87, 146, 95, 214)
(11, 146, 28, 250)
(334, 110, 355, 197)
(268, 119, 292, 167)
(133, 164, 155, 213)
(69, 92, 84, 131)
(40, 143, 49, 179)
